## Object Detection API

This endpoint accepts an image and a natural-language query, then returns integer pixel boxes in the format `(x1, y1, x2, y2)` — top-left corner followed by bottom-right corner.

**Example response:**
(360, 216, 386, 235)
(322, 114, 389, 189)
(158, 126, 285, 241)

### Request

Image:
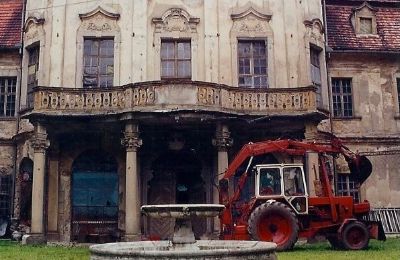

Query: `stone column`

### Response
(24, 123, 49, 244)
(121, 122, 142, 241)
(212, 124, 233, 234)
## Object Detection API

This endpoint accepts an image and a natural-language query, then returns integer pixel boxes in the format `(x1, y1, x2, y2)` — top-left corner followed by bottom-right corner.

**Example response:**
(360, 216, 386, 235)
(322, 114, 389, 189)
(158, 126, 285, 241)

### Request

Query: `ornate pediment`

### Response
(152, 8, 200, 33)
(231, 4, 272, 21)
(304, 18, 324, 34)
(353, 1, 376, 13)
(230, 4, 272, 35)
(24, 16, 45, 32)
(304, 18, 324, 44)
(78, 6, 120, 33)
(79, 6, 120, 20)
(24, 15, 45, 44)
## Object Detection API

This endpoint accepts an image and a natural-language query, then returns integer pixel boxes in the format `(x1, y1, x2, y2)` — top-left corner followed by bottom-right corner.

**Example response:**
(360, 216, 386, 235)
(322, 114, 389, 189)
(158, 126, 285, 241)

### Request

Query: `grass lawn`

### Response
(0, 238, 399, 260)
(278, 238, 400, 260)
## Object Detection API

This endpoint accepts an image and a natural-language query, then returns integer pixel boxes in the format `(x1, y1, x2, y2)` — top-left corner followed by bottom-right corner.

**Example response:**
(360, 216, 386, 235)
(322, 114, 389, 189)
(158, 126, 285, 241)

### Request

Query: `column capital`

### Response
(31, 133, 50, 153)
(122, 127, 142, 152)
(212, 124, 233, 151)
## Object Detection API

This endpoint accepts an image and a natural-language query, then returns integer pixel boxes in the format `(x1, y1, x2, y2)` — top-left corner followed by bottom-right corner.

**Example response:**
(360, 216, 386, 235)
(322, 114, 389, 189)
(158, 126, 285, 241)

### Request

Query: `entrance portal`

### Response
(147, 149, 206, 239)
(71, 151, 118, 243)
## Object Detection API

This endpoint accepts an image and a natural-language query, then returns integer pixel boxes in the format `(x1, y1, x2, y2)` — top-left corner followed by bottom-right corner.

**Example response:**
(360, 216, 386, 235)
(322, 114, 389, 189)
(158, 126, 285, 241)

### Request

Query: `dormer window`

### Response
(353, 2, 377, 35)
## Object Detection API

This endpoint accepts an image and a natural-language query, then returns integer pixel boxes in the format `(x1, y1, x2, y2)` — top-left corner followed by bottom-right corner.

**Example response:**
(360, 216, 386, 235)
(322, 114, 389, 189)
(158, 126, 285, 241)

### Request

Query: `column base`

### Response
(22, 233, 47, 245)
(123, 233, 142, 242)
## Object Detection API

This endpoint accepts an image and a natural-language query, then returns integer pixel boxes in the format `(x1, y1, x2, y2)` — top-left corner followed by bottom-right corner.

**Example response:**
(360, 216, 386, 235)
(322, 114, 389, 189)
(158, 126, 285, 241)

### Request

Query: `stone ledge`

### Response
(22, 233, 47, 245)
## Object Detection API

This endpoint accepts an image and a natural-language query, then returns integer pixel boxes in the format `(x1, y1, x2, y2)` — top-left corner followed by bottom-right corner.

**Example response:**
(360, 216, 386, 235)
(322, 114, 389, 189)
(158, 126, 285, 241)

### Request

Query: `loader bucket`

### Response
(349, 155, 372, 185)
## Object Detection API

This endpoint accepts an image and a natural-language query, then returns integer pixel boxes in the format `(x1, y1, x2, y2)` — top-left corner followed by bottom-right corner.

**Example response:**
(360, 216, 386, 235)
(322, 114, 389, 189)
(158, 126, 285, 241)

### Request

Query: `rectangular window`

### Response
(0, 175, 11, 218)
(0, 77, 17, 117)
(331, 78, 353, 117)
(336, 174, 360, 203)
(27, 46, 39, 107)
(238, 40, 268, 88)
(359, 17, 373, 34)
(161, 40, 191, 79)
(310, 46, 322, 107)
(83, 38, 114, 88)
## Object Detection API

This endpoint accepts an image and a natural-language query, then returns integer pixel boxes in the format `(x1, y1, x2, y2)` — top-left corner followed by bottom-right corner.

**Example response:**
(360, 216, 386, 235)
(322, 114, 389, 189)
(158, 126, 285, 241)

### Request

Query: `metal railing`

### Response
(367, 208, 400, 234)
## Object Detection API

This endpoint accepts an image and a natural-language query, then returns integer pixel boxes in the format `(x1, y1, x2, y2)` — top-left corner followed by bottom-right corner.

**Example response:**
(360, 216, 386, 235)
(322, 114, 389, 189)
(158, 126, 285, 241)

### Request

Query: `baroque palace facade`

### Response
(0, 0, 398, 243)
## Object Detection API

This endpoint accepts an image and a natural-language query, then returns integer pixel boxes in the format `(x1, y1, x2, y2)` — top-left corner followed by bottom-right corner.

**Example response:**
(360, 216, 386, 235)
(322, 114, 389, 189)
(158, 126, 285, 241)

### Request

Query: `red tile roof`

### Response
(326, 3, 400, 52)
(0, 0, 23, 48)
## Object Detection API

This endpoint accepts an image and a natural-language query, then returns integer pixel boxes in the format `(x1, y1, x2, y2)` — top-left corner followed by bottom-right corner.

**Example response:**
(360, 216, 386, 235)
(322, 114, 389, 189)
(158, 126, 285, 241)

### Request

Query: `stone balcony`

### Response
(23, 80, 326, 120)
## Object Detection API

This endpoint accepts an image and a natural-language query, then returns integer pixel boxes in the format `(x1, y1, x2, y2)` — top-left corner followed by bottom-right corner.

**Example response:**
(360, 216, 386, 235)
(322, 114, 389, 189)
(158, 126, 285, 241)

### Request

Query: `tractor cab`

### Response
(254, 164, 308, 214)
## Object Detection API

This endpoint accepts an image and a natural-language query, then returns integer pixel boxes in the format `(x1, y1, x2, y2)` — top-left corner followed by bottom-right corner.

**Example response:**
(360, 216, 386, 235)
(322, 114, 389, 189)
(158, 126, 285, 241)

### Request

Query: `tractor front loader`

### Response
(218, 139, 385, 251)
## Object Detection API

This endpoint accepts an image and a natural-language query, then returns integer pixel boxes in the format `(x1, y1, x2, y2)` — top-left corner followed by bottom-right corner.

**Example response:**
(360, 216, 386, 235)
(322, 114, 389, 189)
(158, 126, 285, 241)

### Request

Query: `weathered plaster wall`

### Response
(328, 53, 400, 207)
(329, 54, 400, 136)
(23, 0, 328, 108)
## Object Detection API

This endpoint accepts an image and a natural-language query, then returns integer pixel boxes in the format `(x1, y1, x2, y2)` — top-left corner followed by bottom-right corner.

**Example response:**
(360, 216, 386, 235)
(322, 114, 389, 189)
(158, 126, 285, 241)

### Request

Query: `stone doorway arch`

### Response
(71, 150, 119, 243)
(147, 149, 206, 240)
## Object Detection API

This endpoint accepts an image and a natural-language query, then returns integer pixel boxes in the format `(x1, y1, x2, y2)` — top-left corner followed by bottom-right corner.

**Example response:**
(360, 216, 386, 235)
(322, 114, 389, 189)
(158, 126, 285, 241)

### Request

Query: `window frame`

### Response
(0, 77, 17, 117)
(160, 39, 192, 79)
(237, 39, 268, 88)
(82, 37, 115, 88)
(336, 174, 360, 203)
(331, 78, 354, 118)
(310, 45, 322, 107)
(27, 45, 40, 108)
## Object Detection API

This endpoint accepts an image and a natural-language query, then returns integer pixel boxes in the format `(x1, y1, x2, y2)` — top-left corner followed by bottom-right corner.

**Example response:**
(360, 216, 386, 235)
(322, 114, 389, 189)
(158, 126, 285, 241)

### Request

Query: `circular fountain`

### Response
(90, 204, 277, 260)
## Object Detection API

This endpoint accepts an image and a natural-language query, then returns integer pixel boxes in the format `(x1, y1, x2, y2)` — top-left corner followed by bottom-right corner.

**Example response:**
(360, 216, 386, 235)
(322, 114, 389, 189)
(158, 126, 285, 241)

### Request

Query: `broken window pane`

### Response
(238, 40, 268, 88)
(83, 38, 114, 88)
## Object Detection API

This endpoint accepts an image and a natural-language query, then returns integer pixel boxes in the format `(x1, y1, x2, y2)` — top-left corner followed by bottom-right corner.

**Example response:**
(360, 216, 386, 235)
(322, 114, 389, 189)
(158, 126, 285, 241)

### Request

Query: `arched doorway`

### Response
(71, 150, 118, 243)
(147, 149, 206, 239)
(19, 158, 33, 226)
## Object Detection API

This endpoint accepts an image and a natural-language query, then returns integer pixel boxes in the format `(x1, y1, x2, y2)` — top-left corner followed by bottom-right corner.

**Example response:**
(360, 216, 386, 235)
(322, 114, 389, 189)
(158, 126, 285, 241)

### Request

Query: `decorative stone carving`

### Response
(212, 126, 233, 151)
(31, 83, 317, 115)
(304, 18, 325, 44)
(0, 166, 12, 176)
(152, 8, 199, 33)
(231, 5, 272, 35)
(122, 131, 142, 152)
(30, 133, 50, 153)
(79, 11, 119, 34)
(23, 16, 45, 44)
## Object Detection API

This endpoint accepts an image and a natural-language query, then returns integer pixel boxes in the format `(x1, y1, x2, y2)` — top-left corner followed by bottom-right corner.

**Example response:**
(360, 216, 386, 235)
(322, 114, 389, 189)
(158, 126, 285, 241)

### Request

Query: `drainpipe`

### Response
(11, 0, 27, 221)
(322, 0, 339, 195)
(322, 0, 334, 135)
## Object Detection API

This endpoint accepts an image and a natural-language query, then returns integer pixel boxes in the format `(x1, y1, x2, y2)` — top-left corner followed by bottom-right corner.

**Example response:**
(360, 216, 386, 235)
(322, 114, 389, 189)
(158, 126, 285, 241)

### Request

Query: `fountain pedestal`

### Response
(90, 204, 277, 260)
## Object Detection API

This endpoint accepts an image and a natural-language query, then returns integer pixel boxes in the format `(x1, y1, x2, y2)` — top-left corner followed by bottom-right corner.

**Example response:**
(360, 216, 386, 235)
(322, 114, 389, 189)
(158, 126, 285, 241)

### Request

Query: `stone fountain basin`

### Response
(141, 204, 225, 218)
(90, 240, 277, 260)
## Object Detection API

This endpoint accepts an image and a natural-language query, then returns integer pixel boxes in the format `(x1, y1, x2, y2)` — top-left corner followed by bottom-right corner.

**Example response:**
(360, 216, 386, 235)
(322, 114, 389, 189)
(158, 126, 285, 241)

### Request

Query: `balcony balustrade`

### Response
(25, 81, 321, 118)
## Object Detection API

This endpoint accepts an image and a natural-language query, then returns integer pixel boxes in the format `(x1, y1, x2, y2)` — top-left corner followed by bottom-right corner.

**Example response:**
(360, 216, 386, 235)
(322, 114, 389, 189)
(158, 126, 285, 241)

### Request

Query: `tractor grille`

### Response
(366, 208, 400, 234)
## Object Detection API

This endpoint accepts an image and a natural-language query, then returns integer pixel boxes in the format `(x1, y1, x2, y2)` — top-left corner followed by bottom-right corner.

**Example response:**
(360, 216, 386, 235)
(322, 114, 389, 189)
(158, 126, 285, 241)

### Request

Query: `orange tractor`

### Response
(219, 138, 385, 250)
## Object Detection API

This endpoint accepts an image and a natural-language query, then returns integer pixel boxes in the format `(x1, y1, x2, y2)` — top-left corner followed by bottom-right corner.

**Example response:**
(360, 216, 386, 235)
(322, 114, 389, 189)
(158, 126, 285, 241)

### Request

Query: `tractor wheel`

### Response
(248, 201, 299, 251)
(341, 221, 369, 250)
